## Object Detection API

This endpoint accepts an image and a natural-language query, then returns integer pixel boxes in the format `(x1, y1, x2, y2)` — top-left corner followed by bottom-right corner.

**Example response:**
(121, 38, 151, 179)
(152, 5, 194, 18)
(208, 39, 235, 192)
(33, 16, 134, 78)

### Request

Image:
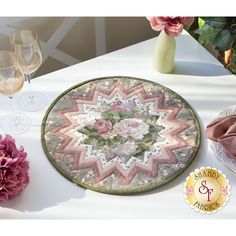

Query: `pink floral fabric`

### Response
(111, 101, 129, 112)
(113, 118, 149, 140)
(42, 77, 201, 193)
(113, 141, 138, 157)
(94, 119, 112, 134)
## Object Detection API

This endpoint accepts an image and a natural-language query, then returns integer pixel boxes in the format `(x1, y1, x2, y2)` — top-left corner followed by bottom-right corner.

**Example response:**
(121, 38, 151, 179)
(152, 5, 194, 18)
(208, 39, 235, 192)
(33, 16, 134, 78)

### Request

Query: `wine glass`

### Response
(10, 29, 47, 112)
(0, 50, 31, 134)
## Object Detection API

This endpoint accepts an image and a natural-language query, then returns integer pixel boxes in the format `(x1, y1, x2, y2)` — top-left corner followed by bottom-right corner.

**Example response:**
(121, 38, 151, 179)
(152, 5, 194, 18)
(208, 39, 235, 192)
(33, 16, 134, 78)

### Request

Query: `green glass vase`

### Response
(153, 30, 176, 73)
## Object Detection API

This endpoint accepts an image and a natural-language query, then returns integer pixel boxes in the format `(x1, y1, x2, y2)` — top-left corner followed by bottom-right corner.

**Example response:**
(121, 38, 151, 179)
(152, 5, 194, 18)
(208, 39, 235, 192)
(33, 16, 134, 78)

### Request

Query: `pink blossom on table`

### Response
(111, 101, 129, 112)
(0, 134, 29, 202)
(146, 17, 194, 37)
(94, 119, 112, 134)
(113, 141, 138, 157)
(113, 118, 149, 140)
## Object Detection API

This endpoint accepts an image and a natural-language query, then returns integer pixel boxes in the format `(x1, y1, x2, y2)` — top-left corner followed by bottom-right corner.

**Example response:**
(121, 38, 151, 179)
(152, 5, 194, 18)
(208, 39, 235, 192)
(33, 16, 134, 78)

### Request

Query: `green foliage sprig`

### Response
(195, 17, 236, 73)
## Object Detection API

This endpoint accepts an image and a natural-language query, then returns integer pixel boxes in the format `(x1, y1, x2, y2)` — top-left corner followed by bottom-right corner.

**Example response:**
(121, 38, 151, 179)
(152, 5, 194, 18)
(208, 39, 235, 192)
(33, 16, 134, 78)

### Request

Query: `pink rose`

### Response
(146, 16, 194, 37)
(94, 119, 112, 134)
(113, 118, 149, 140)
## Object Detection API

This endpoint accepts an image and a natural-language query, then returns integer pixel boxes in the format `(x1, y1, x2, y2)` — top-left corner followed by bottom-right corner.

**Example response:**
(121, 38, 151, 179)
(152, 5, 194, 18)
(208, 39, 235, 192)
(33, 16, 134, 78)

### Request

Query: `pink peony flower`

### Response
(146, 16, 194, 37)
(94, 119, 112, 134)
(111, 101, 129, 112)
(0, 134, 29, 202)
(113, 118, 149, 140)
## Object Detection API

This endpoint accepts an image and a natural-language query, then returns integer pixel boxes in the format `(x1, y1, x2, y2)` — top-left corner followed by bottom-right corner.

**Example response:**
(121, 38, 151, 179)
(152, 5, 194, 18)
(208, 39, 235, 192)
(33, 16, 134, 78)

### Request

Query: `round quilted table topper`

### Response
(41, 76, 201, 194)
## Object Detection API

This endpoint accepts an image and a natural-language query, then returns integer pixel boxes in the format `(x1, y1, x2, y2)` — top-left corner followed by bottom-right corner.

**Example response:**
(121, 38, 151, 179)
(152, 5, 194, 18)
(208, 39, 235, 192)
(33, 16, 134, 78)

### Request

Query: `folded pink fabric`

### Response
(206, 115, 236, 160)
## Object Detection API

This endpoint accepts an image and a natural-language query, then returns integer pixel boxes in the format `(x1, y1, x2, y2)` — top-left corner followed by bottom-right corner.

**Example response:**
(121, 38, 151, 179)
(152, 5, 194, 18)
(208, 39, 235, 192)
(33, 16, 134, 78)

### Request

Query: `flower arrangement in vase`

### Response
(146, 17, 194, 73)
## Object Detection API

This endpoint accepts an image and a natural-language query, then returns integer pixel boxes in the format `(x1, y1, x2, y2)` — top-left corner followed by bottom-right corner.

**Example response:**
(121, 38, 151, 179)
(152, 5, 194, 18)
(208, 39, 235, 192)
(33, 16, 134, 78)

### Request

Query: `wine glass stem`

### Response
(26, 73, 31, 84)
(8, 96, 19, 126)
(25, 73, 34, 101)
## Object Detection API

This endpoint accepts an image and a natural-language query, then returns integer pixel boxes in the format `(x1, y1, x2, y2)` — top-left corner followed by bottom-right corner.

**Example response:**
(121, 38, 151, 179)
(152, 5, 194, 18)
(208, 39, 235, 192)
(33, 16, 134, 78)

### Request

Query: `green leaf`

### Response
(137, 145, 149, 152)
(202, 17, 227, 29)
(141, 134, 153, 142)
(228, 17, 236, 24)
(83, 137, 97, 146)
(198, 17, 205, 28)
(194, 25, 207, 35)
(133, 150, 145, 158)
(231, 27, 236, 36)
(101, 111, 129, 124)
(195, 24, 209, 34)
(79, 125, 96, 133)
(196, 25, 220, 45)
(231, 50, 236, 64)
(137, 141, 152, 150)
(108, 137, 123, 147)
(78, 127, 92, 135)
(101, 112, 113, 120)
(231, 68, 236, 74)
(213, 29, 232, 52)
(232, 56, 236, 65)
(148, 124, 163, 134)
(112, 112, 121, 121)
(118, 111, 127, 117)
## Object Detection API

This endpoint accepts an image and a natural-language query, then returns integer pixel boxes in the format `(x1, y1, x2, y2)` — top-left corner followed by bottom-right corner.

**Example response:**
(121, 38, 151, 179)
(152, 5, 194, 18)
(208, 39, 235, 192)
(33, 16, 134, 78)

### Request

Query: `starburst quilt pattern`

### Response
(42, 77, 201, 194)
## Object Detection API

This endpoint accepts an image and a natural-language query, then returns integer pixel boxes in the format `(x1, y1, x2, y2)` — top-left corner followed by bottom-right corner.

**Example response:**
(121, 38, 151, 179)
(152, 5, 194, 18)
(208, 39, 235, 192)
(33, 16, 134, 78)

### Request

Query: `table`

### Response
(0, 31, 235, 219)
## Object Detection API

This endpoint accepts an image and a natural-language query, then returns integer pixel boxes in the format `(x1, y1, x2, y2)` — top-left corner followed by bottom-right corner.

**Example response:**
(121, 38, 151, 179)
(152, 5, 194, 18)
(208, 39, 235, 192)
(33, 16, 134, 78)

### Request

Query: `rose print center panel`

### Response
(42, 76, 201, 194)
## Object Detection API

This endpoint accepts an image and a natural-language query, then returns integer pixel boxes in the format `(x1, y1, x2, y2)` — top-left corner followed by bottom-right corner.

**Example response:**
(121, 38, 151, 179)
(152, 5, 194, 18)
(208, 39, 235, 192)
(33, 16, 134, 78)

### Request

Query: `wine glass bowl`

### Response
(0, 50, 31, 135)
(0, 73, 24, 96)
(0, 51, 24, 96)
(10, 29, 46, 112)
(10, 30, 43, 76)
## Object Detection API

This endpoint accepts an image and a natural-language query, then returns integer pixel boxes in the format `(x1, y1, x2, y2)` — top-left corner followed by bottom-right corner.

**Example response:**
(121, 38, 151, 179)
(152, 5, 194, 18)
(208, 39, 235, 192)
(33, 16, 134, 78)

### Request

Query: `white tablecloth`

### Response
(0, 31, 235, 219)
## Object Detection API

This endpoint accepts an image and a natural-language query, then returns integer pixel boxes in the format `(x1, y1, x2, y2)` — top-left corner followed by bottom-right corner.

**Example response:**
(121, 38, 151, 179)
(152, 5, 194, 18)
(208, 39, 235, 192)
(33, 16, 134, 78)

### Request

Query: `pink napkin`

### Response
(206, 115, 236, 160)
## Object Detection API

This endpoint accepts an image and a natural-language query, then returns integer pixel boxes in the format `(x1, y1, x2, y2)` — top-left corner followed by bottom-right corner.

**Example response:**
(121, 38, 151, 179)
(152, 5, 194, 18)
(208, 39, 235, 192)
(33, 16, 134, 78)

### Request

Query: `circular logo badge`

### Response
(184, 167, 230, 214)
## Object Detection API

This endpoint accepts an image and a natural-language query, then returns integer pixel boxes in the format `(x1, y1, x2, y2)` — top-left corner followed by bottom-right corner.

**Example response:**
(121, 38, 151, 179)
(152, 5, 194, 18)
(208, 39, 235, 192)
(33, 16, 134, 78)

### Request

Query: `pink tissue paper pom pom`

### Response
(146, 16, 194, 37)
(0, 134, 29, 202)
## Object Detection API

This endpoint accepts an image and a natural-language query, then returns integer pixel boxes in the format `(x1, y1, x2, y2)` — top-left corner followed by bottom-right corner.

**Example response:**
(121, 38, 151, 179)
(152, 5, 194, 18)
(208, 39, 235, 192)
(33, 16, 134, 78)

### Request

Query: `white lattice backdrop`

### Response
(0, 17, 155, 76)
(0, 17, 106, 65)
